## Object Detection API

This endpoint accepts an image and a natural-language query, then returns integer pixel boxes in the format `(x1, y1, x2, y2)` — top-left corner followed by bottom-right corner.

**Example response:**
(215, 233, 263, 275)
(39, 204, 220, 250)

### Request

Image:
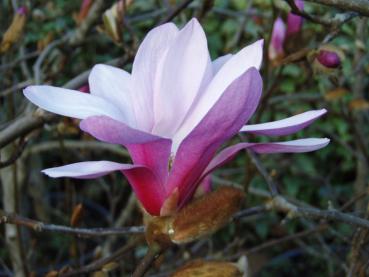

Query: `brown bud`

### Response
(145, 216, 173, 248)
(169, 186, 244, 244)
(102, 262, 119, 272)
(349, 99, 369, 111)
(171, 260, 242, 277)
(91, 271, 108, 277)
(44, 271, 58, 277)
(0, 7, 27, 53)
(70, 203, 84, 227)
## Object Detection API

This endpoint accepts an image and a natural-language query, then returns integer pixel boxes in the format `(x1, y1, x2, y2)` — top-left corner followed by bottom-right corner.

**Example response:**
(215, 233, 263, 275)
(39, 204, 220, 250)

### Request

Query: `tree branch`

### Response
(305, 0, 369, 17)
(0, 209, 145, 237)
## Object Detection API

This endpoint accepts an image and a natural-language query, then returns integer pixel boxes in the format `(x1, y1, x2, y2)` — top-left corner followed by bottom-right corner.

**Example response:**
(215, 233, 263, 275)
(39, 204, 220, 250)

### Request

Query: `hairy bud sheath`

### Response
(171, 260, 242, 277)
(169, 186, 244, 243)
(145, 187, 245, 246)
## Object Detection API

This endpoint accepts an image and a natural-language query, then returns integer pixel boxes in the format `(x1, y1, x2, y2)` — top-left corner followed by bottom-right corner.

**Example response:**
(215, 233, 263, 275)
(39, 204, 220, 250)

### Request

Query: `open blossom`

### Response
(24, 18, 329, 216)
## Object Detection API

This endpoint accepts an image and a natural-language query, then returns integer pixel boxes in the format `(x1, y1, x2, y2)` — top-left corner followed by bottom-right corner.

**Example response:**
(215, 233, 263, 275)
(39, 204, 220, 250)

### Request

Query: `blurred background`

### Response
(0, 0, 368, 276)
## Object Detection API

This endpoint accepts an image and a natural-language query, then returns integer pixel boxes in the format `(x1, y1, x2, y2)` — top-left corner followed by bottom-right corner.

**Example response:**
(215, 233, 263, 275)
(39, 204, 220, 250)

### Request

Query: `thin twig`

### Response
(132, 244, 166, 277)
(0, 138, 27, 168)
(61, 237, 142, 276)
(247, 150, 279, 196)
(0, 210, 145, 237)
(159, 0, 195, 24)
(306, 0, 369, 17)
(233, 205, 267, 220)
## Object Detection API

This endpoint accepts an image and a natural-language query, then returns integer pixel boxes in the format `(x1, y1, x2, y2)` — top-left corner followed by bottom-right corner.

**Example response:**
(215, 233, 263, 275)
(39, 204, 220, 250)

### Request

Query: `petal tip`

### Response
(41, 168, 55, 178)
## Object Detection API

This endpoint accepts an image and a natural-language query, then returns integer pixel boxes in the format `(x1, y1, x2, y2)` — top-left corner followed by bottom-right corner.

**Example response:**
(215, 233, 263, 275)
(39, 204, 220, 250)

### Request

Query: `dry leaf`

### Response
(102, 262, 119, 272)
(0, 7, 27, 53)
(70, 203, 84, 227)
(44, 271, 58, 277)
(171, 260, 242, 277)
(92, 271, 108, 277)
(324, 88, 348, 101)
(349, 99, 369, 111)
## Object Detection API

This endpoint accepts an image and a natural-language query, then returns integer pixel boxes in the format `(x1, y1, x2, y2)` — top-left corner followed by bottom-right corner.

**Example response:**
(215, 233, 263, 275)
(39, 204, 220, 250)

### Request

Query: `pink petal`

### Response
(89, 64, 136, 126)
(269, 17, 286, 60)
(131, 22, 179, 132)
(287, 0, 304, 36)
(240, 109, 327, 136)
(152, 18, 212, 137)
(201, 138, 330, 179)
(80, 116, 171, 183)
(43, 161, 165, 215)
(174, 40, 264, 149)
(167, 68, 263, 208)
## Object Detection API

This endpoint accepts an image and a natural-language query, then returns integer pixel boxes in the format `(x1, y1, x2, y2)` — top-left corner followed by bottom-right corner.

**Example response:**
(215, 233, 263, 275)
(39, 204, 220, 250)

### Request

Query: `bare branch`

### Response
(0, 209, 145, 237)
(306, 0, 369, 17)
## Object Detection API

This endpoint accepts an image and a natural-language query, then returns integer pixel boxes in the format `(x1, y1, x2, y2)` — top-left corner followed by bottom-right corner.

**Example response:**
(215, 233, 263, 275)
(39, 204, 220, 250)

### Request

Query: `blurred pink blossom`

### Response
(287, 0, 304, 36)
(269, 17, 286, 61)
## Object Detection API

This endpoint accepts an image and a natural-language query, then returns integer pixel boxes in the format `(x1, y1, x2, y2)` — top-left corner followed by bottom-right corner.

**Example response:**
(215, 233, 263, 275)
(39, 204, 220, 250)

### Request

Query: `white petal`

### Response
(42, 161, 132, 178)
(131, 22, 179, 132)
(89, 64, 136, 126)
(152, 18, 212, 137)
(24, 85, 125, 121)
(212, 54, 232, 74)
(240, 109, 327, 136)
(175, 39, 264, 144)
(262, 138, 330, 152)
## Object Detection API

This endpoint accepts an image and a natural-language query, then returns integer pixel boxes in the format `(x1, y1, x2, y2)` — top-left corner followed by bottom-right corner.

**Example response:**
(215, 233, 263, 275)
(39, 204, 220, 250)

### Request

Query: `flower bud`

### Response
(287, 0, 304, 37)
(171, 260, 242, 277)
(316, 50, 341, 68)
(309, 45, 344, 74)
(145, 216, 173, 248)
(78, 84, 90, 93)
(168, 186, 244, 244)
(268, 17, 286, 62)
(17, 6, 28, 15)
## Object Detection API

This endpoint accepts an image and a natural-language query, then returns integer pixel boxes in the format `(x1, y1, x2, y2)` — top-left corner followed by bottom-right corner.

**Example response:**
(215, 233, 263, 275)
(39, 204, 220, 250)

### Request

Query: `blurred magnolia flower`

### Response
(268, 17, 286, 61)
(287, 0, 304, 36)
(24, 18, 329, 216)
(269, 0, 304, 61)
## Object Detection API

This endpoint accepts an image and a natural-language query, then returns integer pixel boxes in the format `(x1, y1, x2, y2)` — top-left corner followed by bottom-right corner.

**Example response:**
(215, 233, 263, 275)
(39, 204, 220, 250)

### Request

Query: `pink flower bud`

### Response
(78, 84, 90, 93)
(316, 50, 341, 68)
(287, 0, 304, 36)
(269, 17, 286, 61)
(17, 6, 28, 15)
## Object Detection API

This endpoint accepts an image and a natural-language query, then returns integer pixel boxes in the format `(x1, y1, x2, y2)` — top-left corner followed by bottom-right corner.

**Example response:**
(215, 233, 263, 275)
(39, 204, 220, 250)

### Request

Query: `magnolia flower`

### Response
(24, 18, 329, 216)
